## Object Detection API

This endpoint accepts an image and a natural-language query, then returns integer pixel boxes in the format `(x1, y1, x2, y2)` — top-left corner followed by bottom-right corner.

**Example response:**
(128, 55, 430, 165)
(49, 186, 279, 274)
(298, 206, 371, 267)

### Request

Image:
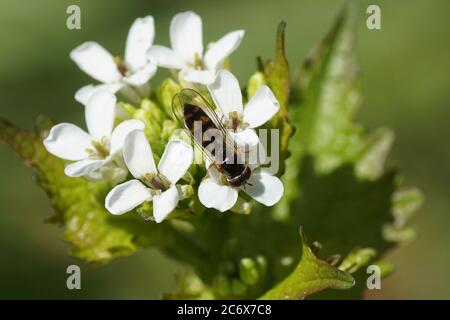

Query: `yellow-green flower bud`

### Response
(156, 78, 181, 117)
(239, 257, 259, 286)
(214, 274, 230, 297)
(247, 71, 267, 100)
(183, 274, 204, 296)
(161, 119, 178, 141)
(133, 98, 167, 154)
(178, 184, 194, 200)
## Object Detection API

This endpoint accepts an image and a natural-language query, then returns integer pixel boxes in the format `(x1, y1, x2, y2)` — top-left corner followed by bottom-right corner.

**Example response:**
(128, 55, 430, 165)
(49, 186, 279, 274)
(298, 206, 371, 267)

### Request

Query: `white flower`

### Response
(207, 70, 280, 165)
(147, 11, 244, 85)
(43, 90, 144, 180)
(198, 165, 284, 212)
(197, 70, 283, 212)
(71, 16, 157, 104)
(105, 130, 193, 223)
(208, 69, 279, 146)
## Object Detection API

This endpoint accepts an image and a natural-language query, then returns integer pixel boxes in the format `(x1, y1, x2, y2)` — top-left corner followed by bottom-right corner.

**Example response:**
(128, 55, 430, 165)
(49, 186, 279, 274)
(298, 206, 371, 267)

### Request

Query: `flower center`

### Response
(141, 172, 170, 191)
(114, 56, 128, 77)
(193, 52, 204, 70)
(223, 111, 244, 132)
(87, 137, 110, 159)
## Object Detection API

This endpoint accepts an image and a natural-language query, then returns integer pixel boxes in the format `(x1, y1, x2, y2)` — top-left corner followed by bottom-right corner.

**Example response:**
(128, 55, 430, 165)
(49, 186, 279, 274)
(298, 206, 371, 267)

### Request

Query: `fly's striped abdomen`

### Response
(183, 102, 229, 163)
(173, 89, 252, 186)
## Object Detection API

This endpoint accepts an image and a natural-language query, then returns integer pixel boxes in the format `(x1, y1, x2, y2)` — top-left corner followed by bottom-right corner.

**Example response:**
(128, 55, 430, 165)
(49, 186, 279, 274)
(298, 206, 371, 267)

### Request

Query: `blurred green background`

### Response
(0, 0, 449, 299)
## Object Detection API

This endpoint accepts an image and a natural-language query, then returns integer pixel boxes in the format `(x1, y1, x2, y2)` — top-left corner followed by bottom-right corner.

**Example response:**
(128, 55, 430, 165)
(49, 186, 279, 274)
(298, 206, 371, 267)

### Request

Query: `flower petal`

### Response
(43, 123, 91, 161)
(105, 179, 152, 215)
(70, 42, 121, 83)
(204, 30, 245, 70)
(243, 85, 280, 128)
(245, 170, 283, 206)
(75, 83, 122, 105)
(207, 70, 243, 115)
(170, 11, 203, 64)
(118, 85, 141, 102)
(110, 119, 145, 155)
(182, 69, 216, 85)
(206, 164, 222, 182)
(198, 177, 238, 212)
(64, 159, 105, 177)
(230, 128, 267, 165)
(123, 129, 156, 178)
(157, 140, 193, 184)
(133, 83, 151, 98)
(153, 185, 179, 223)
(123, 63, 157, 86)
(125, 16, 155, 71)
(147, 45, 186, 69)
(75, 84, 99, 105)
(85, 90, 116, 140)
(86, 158, 127, 182)
(75, 83, 126, 119)
(231, 128, 259, 147)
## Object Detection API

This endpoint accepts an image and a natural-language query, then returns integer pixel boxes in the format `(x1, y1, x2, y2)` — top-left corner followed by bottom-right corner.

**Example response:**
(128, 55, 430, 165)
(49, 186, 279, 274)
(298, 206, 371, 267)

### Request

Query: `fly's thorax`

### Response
(141, 172, 171, 191)
(185, 103, 220, 153)
(185, 104, 217, 133)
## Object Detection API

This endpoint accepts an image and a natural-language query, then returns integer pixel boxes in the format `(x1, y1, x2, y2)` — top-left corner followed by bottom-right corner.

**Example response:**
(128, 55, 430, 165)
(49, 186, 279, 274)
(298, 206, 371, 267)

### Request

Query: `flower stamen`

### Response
(193, 53, 204, 70)
(229, 111, 242, 131)
(141, 172, 170, 191)
(114, 56, 128, 77)
(91, 137, 110, 159)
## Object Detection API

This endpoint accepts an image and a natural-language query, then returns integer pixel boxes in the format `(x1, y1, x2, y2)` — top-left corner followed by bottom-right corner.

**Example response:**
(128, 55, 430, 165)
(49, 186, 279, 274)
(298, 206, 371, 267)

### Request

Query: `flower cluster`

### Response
(43, 11, 284, 223)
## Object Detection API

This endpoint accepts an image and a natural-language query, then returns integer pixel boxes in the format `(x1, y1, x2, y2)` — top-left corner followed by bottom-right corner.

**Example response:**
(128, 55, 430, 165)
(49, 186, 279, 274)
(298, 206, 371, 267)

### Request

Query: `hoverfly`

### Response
(172, 88, 252, 187)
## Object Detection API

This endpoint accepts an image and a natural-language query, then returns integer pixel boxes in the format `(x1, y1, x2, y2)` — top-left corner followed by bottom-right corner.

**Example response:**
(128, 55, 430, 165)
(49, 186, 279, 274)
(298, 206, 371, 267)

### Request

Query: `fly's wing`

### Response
(172, 88, 240, 166)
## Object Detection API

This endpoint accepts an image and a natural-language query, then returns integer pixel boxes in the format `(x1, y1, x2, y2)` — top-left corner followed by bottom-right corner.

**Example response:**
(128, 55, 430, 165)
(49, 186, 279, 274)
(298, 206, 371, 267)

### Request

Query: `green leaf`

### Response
(338, 248, 377, 274)
(391, 187, 424, 227)
(260, 229, 354, 299)
(275, 3, 363, 222)
(271, 3, 422, 298)
(291, 5, 363, 174)
(355, 128, 394, 180)
(259, 21, 295, 175)
(0, 117, 174, 264)
(261, 21, 290, 115)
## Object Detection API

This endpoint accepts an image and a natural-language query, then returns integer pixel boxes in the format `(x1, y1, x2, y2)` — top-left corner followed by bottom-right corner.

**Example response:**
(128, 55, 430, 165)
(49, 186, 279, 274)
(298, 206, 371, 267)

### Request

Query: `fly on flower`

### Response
(172, 88, 251, 187)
